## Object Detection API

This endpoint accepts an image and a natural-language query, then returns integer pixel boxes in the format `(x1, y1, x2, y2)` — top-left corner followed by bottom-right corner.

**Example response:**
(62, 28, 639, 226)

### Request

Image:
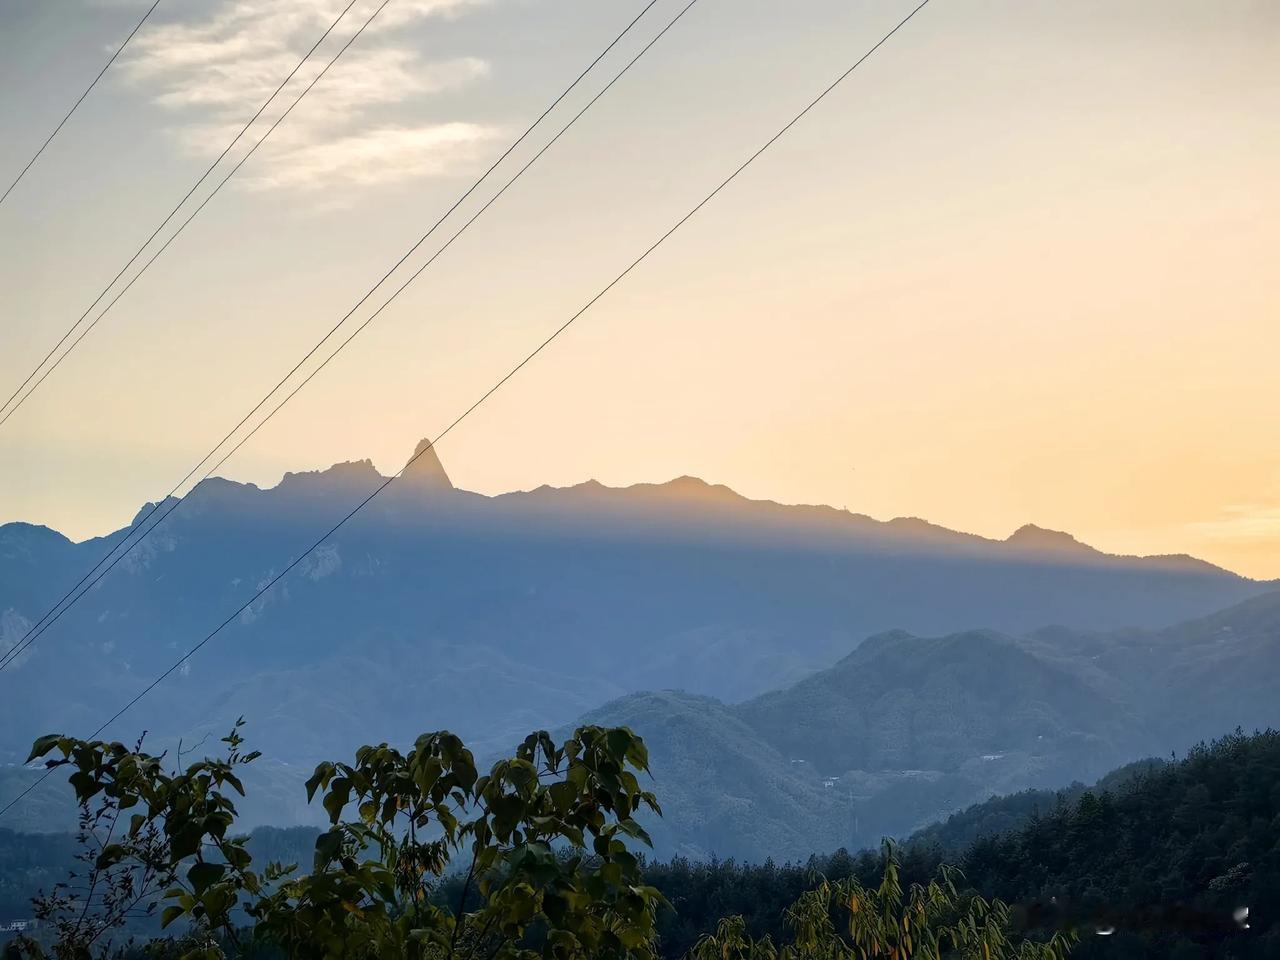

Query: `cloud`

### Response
(171, 51, 492, 152)
(245, 122, 497, 190)
(1189, 505, 1280, 541)
(117, 0, 494, 191)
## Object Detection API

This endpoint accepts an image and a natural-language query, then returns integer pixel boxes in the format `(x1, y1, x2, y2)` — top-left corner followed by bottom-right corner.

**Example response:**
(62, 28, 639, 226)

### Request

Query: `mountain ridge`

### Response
(5, 458, 1257, 582)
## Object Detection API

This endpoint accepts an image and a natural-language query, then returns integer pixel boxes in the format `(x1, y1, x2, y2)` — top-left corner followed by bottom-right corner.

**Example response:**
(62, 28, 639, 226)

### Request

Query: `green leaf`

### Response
(322, 777, 350, 824)
(95, 843, 127, 870)
(305, 762, 334, 802)
(224, 842, 252, 870)
(27, 734, 64, 763)
(187, 861, 226, 895)
(314, 828, 343, 868)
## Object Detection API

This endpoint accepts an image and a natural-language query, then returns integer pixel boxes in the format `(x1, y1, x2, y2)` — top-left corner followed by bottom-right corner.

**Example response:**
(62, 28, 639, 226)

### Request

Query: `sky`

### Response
(0, 0, 1277, 579)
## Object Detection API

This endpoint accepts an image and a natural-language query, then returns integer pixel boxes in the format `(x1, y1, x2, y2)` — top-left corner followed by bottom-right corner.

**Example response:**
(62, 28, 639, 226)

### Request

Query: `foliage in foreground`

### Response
(7, 722, 664, 960)
(686, 844, 1073, 960)
(4, 723, 1073, 960)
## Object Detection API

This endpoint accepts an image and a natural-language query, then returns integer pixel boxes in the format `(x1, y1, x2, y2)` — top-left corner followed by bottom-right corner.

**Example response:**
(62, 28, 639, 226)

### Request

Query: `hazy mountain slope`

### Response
(571, 691, 846, 862)
(0, 755, 316, 836)
(1024, 589, 1280, 752)
(571, 630, 1149, 857)
(569, 593, 1280, 859)
(8, 590, 1278, 859)
(737, 628, 1142, 775)
(0, 767, 78, 835)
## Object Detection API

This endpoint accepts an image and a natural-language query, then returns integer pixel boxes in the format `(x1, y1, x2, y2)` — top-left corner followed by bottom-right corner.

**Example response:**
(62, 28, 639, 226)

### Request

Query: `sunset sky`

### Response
(1, 0, 1277, 578)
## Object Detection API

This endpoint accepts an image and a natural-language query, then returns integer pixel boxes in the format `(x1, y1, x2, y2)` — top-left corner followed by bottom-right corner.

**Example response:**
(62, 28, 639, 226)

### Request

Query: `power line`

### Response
(0, 0, 394, 432)
(0, 0, 163, 210)
(0, 0, 674, 675)
(0, 0, 933, 821)
(0, 0, 366, 429)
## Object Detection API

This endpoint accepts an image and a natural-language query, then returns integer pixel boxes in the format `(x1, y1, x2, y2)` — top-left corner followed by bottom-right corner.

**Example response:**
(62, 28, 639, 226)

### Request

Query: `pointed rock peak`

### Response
(402, 438, 453, 490)
(131, 495, 182, 527)
(1006, 523, 1095, 554)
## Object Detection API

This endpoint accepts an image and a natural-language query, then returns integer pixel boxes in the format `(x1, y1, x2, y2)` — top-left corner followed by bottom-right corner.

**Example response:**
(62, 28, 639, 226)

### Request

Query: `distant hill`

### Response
(1, 442, 1274, 838)
(569, 592, 1280, 860)
(572, 691, 847, 861)
(737, 628, 1138, 773)
(573, 630, 1135, 861)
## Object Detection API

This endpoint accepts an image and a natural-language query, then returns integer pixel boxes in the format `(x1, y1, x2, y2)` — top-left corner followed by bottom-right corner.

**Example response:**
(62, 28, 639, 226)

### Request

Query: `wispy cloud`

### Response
(248, 121, 497, 190)
(118, 0, 497, 191)
(1189, 505, 1280, 541)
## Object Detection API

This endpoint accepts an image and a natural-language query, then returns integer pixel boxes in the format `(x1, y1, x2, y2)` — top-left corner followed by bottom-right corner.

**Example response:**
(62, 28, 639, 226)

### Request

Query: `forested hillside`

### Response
(907, 757, 1166, 856)
(959, 730, 1279, 958)
(642, 731, 1280, 957)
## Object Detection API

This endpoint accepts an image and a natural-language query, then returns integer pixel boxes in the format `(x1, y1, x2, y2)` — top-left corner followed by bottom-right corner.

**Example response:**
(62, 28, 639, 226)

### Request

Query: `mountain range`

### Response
(1, 441, 1276, 853)
(573, 591, 1280, 860)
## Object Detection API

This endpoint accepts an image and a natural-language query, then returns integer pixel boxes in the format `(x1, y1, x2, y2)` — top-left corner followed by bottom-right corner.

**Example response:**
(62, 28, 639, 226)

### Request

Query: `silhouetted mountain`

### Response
(1, 443, 1274, 841)
(1004, 523, 1098, 556)
(401, 439, 453, 490)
